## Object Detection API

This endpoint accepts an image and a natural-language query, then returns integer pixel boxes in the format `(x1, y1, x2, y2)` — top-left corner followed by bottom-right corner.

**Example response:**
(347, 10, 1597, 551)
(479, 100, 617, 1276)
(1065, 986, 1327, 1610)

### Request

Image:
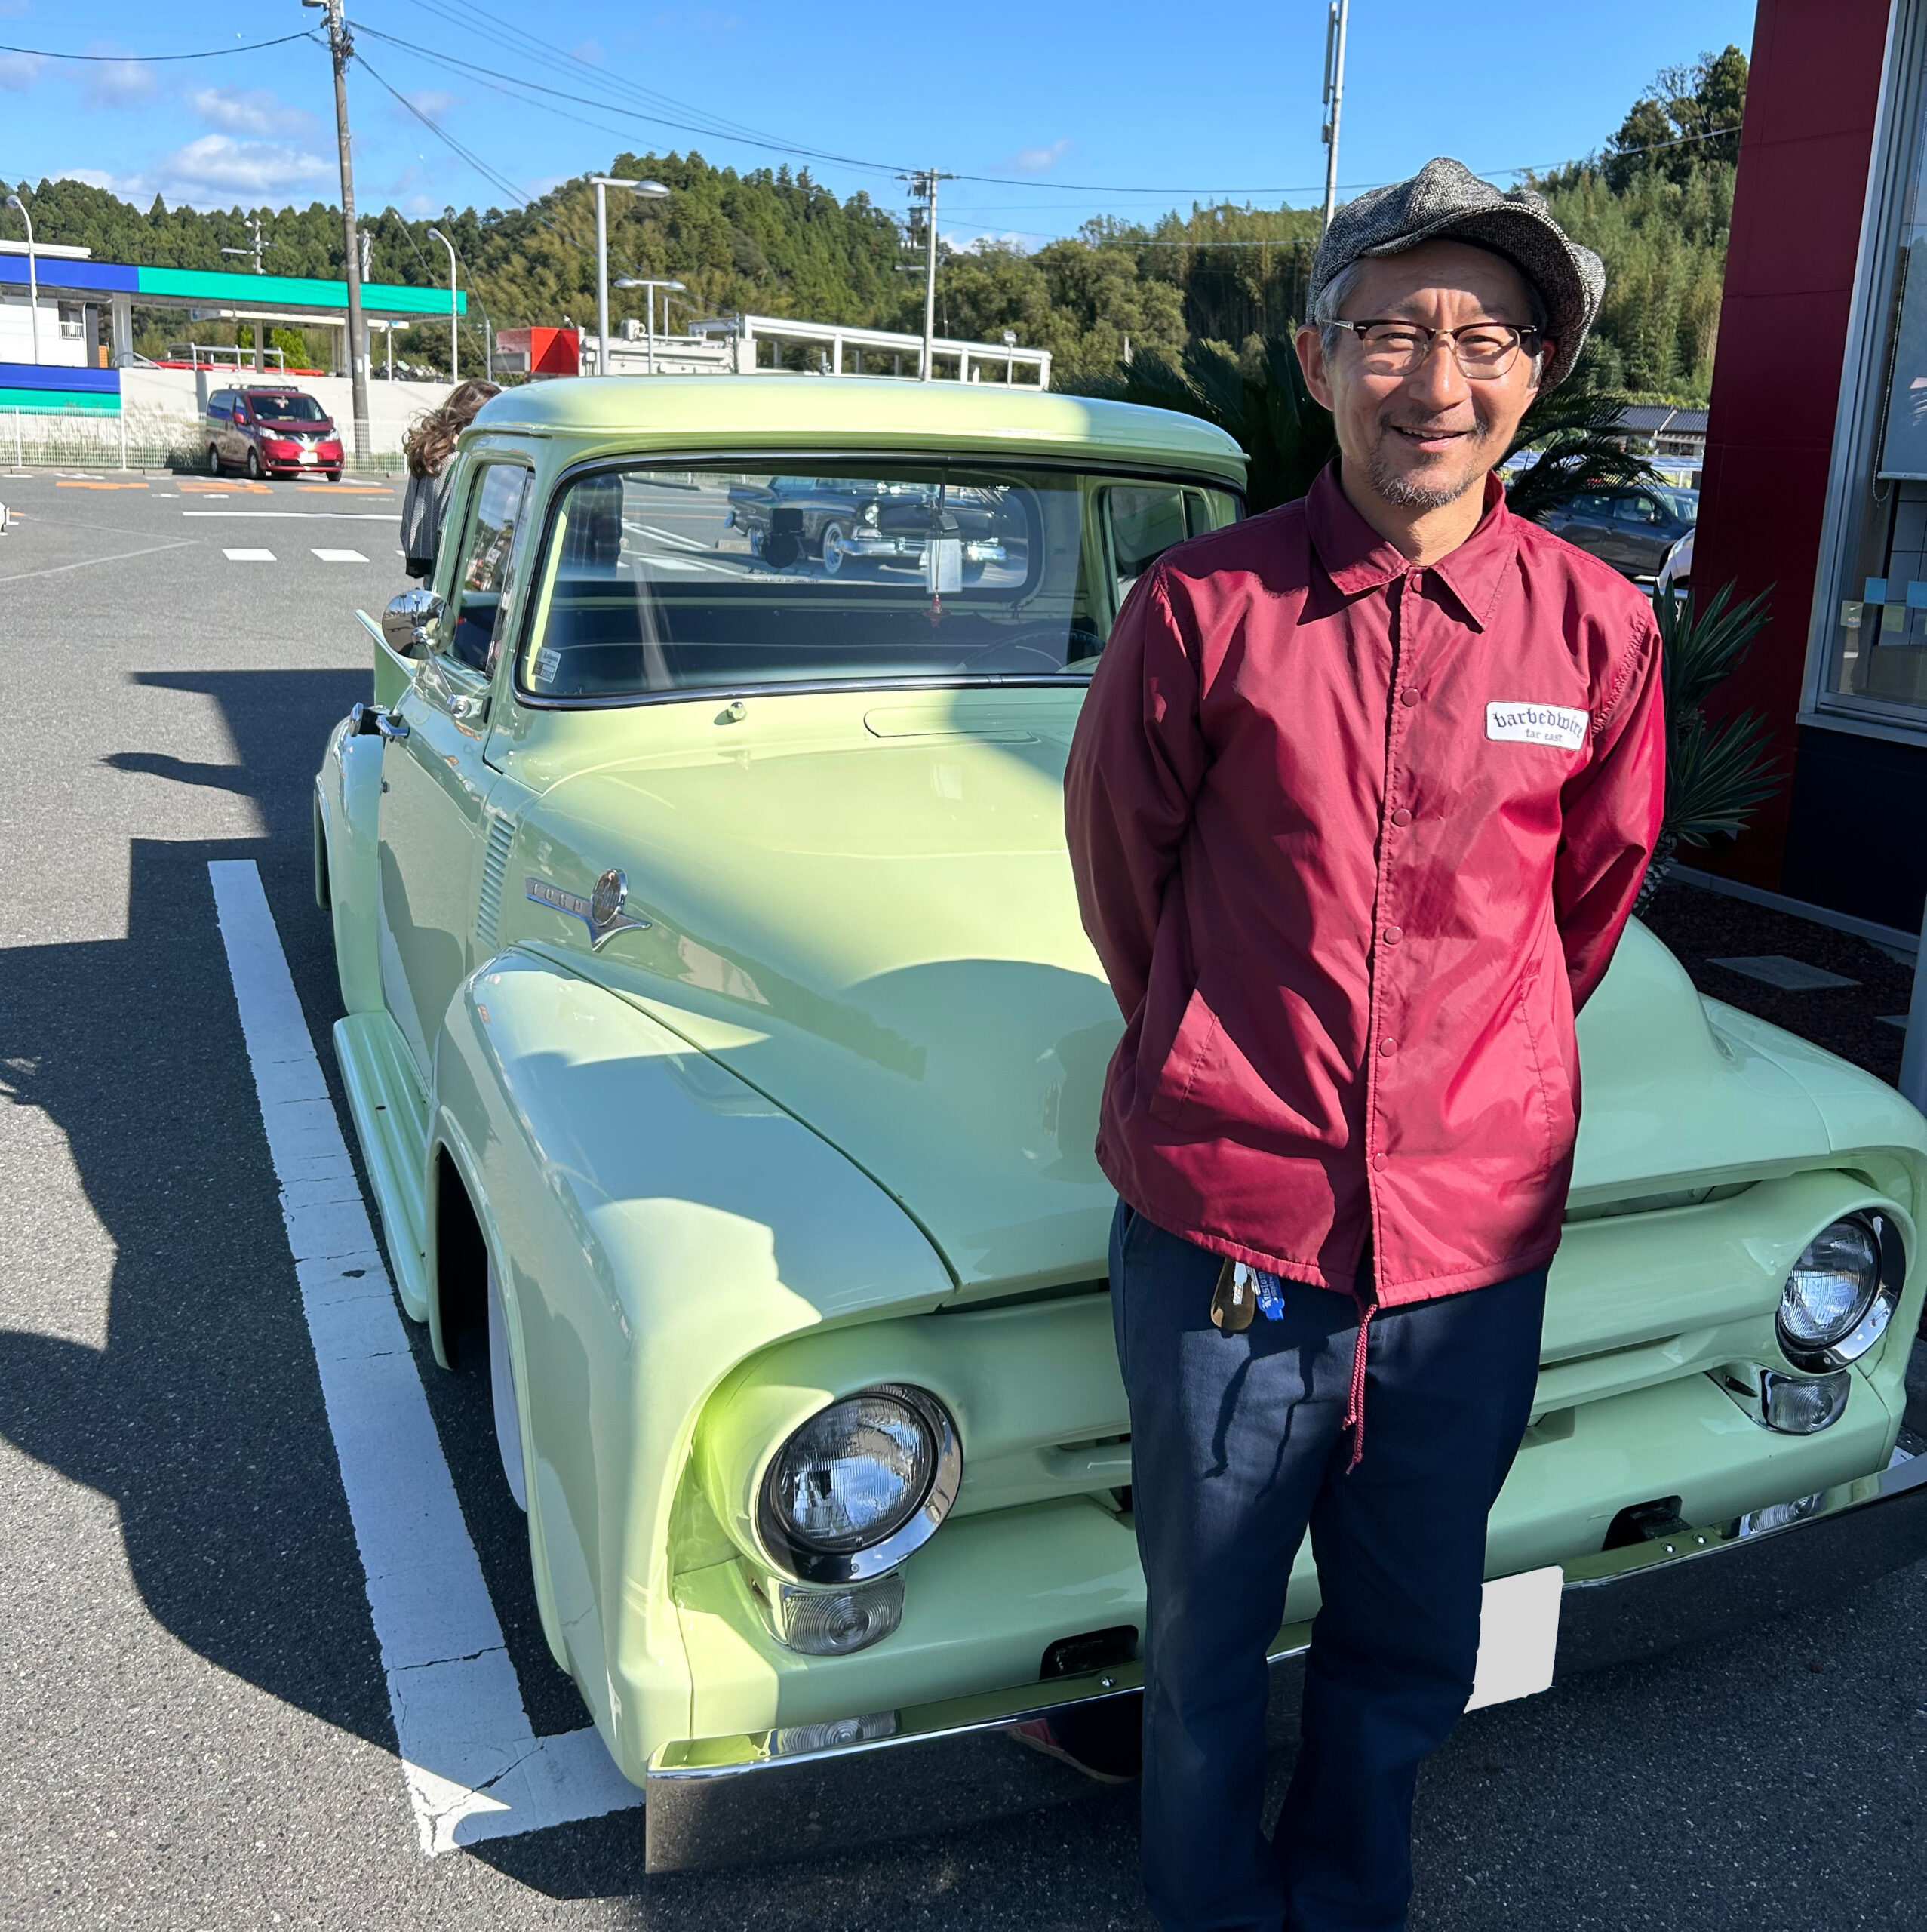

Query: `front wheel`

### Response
(487, 1260, 527, 1512)
(819, 518, 847, 575)
(324, 469, 342, 483)
(205, 444, 222, 475)
(246, 448, 263, 481)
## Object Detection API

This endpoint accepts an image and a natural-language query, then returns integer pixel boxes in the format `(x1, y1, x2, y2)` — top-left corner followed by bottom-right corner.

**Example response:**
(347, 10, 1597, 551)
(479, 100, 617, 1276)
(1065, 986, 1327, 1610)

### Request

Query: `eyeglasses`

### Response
(1337, 318, 1541, 380)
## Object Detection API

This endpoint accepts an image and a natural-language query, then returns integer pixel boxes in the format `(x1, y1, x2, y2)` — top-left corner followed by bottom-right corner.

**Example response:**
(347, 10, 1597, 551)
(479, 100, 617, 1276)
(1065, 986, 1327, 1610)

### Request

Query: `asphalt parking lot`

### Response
(5, 465, 1927, 1930)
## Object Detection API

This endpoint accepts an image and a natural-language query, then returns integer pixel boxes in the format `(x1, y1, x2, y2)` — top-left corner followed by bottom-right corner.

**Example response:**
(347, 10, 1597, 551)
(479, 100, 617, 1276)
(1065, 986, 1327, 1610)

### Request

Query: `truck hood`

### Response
(517, 697, 1851, 1294)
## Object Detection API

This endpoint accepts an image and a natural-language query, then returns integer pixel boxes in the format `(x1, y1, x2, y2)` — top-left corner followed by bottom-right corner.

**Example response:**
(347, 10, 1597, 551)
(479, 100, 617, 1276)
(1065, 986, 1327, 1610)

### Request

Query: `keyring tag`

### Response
(1210, 1257, 1257, 1332)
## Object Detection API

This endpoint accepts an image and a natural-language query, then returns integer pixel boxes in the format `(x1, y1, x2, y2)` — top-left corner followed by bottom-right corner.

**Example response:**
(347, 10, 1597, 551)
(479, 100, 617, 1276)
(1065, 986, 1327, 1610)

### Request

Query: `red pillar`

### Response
(1692, 0, 1892, 885)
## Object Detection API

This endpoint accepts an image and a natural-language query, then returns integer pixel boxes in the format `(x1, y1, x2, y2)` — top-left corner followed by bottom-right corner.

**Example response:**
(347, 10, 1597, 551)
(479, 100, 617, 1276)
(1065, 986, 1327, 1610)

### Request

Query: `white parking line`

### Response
(312, 548, 370, 564)
(183, 509, 402, 520)
(223, 548, 277, 562)
(208, 860, 644, 1855)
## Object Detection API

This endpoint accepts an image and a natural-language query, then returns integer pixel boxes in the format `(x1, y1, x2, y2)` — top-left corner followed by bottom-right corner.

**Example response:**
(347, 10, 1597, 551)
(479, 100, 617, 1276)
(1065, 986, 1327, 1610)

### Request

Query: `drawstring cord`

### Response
(1342, 1294, 1375, 1473)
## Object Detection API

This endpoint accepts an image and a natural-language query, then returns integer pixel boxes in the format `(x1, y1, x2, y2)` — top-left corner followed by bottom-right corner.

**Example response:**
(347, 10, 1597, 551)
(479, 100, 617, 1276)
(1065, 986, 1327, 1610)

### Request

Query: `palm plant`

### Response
(1635, 580, 1784, 910)
(1503, 383, 1660, 520)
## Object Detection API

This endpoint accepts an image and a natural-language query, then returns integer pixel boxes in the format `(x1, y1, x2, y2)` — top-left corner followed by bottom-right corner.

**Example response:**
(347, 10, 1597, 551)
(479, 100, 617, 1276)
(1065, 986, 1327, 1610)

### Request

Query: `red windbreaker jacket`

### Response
(1065, 466, 1666, 1308)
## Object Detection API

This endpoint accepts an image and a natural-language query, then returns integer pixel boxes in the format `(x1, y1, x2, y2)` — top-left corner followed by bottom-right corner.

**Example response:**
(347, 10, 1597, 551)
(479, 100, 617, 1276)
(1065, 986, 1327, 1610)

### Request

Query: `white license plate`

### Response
(299, 450, 317, 465)
(1464, 1565, 1562, 1710)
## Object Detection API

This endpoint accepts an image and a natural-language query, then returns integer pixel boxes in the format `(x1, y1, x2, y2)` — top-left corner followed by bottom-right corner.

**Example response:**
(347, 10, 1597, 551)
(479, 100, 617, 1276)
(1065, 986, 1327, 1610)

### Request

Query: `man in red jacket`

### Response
(1065, 157, 1665, 1932)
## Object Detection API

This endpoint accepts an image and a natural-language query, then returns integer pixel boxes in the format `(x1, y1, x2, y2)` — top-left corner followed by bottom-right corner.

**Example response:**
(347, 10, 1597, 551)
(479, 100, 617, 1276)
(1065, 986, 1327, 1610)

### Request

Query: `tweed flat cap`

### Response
(1310, 156, 1605, 390)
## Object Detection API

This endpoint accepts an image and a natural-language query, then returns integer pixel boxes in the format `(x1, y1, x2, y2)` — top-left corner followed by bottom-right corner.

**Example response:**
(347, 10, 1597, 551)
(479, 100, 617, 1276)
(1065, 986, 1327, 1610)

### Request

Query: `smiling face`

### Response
(1297, 239, 1547, 518)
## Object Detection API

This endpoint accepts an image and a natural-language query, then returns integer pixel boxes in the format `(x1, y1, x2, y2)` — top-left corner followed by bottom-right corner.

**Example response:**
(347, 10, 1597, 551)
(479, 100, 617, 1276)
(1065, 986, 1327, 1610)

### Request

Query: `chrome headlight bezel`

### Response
(756, 1383, 962, 1585)
(1775, 1211, 1904, 1373)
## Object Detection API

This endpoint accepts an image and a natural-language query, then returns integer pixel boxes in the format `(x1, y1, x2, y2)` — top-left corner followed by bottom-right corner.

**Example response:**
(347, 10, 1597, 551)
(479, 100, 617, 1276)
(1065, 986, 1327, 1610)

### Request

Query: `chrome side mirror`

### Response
(382, 588, 444, 655)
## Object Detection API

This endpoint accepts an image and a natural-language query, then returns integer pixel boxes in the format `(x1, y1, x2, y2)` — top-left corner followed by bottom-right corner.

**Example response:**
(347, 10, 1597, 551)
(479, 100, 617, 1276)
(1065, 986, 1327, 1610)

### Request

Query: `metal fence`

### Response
(2, 407, 401, 472)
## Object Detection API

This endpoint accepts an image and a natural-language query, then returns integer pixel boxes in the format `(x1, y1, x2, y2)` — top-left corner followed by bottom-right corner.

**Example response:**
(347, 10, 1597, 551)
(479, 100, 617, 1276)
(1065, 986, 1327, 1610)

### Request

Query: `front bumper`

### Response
(642, 1446, 1927, 1872)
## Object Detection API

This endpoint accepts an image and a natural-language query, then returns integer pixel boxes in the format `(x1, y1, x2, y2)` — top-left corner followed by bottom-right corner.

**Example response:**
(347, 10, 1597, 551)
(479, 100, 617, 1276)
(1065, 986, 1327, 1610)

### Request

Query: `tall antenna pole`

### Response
(306, 0, 370, 460)
(1321, 0, 1350, 235)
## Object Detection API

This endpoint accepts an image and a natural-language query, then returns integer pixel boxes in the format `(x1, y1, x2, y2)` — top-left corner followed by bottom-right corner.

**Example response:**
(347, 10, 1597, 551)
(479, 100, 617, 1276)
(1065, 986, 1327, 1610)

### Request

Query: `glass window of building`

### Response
(1812, 17, 1927, 731)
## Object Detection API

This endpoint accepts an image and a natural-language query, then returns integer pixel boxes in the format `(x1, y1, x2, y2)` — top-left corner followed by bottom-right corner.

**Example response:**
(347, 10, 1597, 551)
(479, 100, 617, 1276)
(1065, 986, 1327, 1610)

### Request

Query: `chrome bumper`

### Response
(643, 1450, 1927, 1873)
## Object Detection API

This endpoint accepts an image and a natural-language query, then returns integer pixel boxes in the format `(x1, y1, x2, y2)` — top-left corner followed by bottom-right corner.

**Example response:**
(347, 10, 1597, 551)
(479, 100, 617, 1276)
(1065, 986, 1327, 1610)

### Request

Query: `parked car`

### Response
(204, 384, 343, 481)
(724, 475, 1017, 581)
(1658, 527, 1694, 595)
(315, 377, 1927, 1873)
(1540, 484, 1695, 580)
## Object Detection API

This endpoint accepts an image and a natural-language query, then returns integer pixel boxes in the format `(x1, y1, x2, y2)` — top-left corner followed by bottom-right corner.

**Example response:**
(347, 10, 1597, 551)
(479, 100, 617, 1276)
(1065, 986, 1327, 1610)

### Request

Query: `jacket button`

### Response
(1378, 1037, 1397, 1057)
(1399, 688, 1419, 708)
(1382, 925, 1403, 946)
(1391, 807, 1412, 827)
(1372, 1153, 1388, 1171)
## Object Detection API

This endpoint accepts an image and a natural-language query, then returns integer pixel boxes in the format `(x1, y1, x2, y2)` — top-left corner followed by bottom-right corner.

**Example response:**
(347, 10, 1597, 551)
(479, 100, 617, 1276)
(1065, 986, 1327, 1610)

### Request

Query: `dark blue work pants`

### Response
(1110, 1203, 1547, 1932)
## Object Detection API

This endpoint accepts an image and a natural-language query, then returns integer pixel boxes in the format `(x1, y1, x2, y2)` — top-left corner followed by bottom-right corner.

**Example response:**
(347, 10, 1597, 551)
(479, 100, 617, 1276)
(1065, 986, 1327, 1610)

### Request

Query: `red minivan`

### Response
(205, 385, 345, 481)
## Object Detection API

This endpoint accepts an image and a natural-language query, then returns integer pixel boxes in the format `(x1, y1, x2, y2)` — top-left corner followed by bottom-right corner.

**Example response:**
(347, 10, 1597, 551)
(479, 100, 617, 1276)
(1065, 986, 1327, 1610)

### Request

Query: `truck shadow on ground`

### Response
(0, 664, 1160, 1923)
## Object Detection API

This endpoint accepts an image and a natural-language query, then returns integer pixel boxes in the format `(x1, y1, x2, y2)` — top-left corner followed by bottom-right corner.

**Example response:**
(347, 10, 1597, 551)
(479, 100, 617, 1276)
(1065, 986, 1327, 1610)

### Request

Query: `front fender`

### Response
(315, 713, 384, 1014)
(431, 949, 954, 1777)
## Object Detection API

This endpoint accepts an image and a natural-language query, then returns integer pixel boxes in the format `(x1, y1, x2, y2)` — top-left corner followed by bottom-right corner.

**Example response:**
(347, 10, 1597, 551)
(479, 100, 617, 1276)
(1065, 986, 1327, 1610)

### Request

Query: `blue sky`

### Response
(0, 1, 1759, 245)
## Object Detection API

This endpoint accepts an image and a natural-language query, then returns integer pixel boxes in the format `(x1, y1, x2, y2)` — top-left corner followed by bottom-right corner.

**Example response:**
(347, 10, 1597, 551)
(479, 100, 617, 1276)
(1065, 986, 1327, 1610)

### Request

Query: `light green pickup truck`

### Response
(315, 374, 1927, 1871)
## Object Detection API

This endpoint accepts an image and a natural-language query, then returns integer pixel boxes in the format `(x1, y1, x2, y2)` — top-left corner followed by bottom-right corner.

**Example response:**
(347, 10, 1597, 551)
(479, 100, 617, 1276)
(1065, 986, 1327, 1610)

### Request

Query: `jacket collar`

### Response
(1304, 463, 1517, 631)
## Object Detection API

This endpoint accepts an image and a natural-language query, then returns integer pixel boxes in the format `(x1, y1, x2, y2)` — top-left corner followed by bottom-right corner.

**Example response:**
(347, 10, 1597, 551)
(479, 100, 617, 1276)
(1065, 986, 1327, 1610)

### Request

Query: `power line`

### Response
(0, 30, 315, 62)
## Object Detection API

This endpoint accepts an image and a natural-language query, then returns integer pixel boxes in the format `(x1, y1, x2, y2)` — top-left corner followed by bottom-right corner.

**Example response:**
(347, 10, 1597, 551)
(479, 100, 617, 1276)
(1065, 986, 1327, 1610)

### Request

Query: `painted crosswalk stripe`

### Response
(208, 860, 643, 1854)
(312, 548, 370, 563)
(223, 547, 276, 561)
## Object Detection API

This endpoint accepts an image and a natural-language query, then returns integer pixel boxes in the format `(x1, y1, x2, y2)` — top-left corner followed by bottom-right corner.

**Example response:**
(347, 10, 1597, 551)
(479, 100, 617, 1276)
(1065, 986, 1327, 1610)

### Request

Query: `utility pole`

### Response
(1320, 0, 1349, 236)
(220, 214, 266, 273)
(304, 0, 370, 460)
(899, 170, 954, 381)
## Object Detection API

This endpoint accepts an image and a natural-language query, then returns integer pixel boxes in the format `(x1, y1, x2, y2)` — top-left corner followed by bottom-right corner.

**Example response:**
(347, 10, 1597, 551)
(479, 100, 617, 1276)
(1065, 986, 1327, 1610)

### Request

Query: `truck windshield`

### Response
(247, 394, 327, 423)
(518, 459, 1240, 701)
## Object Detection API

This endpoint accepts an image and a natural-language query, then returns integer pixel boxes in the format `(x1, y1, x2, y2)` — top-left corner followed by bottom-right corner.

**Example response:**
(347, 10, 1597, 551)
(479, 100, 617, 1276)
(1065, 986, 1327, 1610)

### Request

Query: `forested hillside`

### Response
(8, 47, 1744, 401)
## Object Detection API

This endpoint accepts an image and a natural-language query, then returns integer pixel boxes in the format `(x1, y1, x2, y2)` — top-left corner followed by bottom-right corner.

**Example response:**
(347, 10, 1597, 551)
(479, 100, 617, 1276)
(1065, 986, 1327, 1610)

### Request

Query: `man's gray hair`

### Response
(1313, 251, 1550, 383)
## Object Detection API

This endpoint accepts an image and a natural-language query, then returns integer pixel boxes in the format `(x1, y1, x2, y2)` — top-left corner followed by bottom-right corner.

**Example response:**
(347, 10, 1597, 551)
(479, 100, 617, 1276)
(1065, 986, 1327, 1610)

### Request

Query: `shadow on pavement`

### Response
(0, 664, 1166, 1922)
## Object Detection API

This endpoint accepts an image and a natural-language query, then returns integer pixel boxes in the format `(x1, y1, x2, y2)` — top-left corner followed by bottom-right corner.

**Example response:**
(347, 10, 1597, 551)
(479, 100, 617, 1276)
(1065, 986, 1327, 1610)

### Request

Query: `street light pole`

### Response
(303, 0, 370, 461)
(3, 194, 38, 365)
(615, 278, 685, 376)
(426, 226, 458, 383)
(592, 176, 670, 378)
(1320, 0, 1350, 236)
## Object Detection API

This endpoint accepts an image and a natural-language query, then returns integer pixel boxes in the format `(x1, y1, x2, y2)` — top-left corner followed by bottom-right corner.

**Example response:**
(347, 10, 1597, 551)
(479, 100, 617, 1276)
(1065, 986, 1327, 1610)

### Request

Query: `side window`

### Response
(208, 392, 230, 420)
(1567, 493, 1610, 519)
(1613, 494, 1662, 525)
(444, 464, 535, 675)
(1103, 485, 1215, 606)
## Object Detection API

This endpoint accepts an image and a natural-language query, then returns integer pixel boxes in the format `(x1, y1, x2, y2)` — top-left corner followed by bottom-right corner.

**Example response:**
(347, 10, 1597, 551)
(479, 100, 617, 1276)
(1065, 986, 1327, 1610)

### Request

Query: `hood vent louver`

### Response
(476, 812, 515, 953)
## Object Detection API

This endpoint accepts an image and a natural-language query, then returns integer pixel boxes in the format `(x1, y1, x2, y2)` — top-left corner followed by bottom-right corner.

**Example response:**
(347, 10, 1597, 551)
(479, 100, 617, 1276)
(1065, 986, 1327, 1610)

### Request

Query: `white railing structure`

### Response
(587, 312, 1052, 388)
(2, 405, 402, 472)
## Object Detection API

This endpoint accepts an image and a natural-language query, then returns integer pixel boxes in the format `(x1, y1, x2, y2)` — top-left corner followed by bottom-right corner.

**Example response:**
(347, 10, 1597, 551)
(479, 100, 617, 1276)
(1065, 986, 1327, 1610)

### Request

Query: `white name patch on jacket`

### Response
(1486, 700, 1590, 751)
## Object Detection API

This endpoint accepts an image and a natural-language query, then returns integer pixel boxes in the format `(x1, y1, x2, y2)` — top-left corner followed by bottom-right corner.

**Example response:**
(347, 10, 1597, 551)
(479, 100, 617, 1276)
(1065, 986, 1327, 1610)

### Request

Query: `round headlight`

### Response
(1776, 1214, 1900, 1371)
(758, 1384, 960, 1583)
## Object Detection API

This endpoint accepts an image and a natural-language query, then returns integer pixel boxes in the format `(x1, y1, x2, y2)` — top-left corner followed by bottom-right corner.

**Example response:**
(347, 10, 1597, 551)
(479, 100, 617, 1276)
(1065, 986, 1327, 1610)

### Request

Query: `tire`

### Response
(325, 469, 342, 483)
(246, 448, 263, 481)
(487, 1260, 528, 1512)
(206, 444, 222, 475)
(819, 518, 847, 575)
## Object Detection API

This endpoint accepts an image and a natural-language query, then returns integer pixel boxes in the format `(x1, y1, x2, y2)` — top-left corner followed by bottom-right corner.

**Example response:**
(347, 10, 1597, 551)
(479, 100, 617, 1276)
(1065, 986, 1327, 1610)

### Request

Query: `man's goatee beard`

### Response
(1367, 411, 1494, 511)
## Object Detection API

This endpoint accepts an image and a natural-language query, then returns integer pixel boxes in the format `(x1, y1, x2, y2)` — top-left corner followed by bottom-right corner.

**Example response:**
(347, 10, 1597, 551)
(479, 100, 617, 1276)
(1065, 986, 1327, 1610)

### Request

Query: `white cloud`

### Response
(71, 136, 333, 208)
(572, 38, 604, 63)
(997, 137, 1074, 174)
(0, 50, 41, 91)
(83, 58, 157, 108)
(401, 88, 460, 122)
(187, 85, 317, 139)
(0, 2, 32, 16)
